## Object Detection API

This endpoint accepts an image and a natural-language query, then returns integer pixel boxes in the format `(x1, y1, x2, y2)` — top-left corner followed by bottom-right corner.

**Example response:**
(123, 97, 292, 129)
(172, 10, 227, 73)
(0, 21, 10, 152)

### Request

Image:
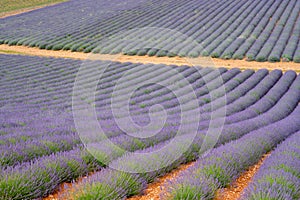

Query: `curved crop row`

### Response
(241, 131, 300, 200)
(0, 55, 299, 199)
(62, 75, 300, 200)
(167, 106, 300, 200)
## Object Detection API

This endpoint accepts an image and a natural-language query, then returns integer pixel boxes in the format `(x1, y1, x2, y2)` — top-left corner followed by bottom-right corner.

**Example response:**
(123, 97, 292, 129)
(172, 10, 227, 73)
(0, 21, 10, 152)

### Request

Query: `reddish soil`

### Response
(127, 162, 195, 200)
(43, 162, 195, 200)
(43, 172, 94, 200)
(214, 152, 271, 200)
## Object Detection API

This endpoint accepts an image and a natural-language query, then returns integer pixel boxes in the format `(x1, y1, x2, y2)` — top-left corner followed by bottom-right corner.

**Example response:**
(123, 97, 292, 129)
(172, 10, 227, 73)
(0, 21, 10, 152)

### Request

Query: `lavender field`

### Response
(0, 54, 299, 199)
(0, 0, 300, 62)
(1, 0, 300, 199)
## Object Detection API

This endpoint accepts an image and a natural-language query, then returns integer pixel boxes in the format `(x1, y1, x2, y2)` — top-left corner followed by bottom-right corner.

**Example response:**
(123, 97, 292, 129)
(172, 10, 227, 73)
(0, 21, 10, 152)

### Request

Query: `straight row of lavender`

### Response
(1, 0, 299, 61)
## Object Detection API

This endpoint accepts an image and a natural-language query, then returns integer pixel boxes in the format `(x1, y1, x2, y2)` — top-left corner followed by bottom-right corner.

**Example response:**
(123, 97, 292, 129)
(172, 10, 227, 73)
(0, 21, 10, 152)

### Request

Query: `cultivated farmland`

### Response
(0, 0, 300, 200)
(0, 0, 300, 62)
(0, 54, 300, 199)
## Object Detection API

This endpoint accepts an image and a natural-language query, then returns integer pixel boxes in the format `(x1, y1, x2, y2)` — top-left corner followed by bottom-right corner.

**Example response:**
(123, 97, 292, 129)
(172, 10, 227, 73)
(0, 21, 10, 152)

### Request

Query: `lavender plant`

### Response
(167, 106, 300, 200)
(0, 0, 299, 61)
(241, 131, 300, 200)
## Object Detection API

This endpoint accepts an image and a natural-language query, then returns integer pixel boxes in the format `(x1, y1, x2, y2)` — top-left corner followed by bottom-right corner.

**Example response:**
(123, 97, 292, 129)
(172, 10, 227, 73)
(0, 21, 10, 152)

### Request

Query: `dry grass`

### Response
(0, 0, 68, 18)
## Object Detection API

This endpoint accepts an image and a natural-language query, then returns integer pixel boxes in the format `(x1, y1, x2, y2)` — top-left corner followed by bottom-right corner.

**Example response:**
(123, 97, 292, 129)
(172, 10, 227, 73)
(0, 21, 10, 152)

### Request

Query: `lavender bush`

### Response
(168, 106, 300, 200)
(1, 54, 299, 199)
(241, 131, 300, 200)
(68, 79, 300, 199)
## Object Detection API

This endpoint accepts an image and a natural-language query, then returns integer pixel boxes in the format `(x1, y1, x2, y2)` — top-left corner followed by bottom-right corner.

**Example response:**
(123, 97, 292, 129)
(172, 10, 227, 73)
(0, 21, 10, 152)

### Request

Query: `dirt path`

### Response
(1, 45, 299, 72)
(42, 162, 195, 200)
(127, 162, 195, 200)
(43, 171, 94, 200)
(214, 152, 271, 200)
(126, 152, 270, 200)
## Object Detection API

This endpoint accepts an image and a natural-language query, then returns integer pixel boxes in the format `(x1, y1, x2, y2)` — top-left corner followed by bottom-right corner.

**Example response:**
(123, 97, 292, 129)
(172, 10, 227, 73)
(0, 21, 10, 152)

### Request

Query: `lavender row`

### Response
(0, 55, 227, 112)
(98, 68, 236, 117)
(221, 70, 296, 123)
(0, 68, 292, 199)
(66, 82, 300, 199)
(0, 133, 81, 168)
(231, 0, 282, 59)
(106, 68, 281, 124)
(2, 92, 296, 199)
(200, 70, 295, 126)
(0, 104, 75, 143)
(0, 69, 283, 168)
(282, 15, 300, 62)
(219, 0, 274, 59)
(91, 72, 300, 165)
(245, 0, 291, 61)
(167, 106, 300, 200)
(1, 0, 299, 61)
(254, 0, 298, 62)
(241, 131, 300, 200)
(199, 69, 267, 113)
(0, 70, 295, 170)
(0, 148, 101, 199)
(267, 1, 300, 62)
(1, 68, 288, 166)
(80, 69, 293, 149)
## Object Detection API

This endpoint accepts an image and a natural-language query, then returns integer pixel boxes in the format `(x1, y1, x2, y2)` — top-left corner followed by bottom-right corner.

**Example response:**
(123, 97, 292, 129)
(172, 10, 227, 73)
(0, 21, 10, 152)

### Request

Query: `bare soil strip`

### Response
(43, 162, 195, 200)
(43, 171, 94, 200)
(0, 1, 68, 19)
(1, 45, 299, 73)
(128, 162, 195, 200)
(214, 152, 271, 200)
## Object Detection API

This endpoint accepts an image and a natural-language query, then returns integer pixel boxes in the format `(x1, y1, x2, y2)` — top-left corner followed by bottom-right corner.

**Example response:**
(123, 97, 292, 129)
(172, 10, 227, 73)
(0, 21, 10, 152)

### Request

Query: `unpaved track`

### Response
(1, 45, 299, 72)
(127, 162, 195, 200)
(214, 152, 271, 200)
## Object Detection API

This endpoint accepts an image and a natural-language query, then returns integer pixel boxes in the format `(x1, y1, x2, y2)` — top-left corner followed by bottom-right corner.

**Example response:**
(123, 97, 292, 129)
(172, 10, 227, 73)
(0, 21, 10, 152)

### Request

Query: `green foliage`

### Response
(74, 183, 123, 200)
(211, 52, 220, 58)
(188, 51, 199, 58)
(167, 52, 177, 57)
(137, 49, 148, 56)
(202, 165, 231, 187)
(268, 56, 280, 62)
(246, 54, 255, 61)
(201, 50, 209, 56)
(233, 54, 244, 60)
(171, 185, 208, 200)
(294, 56, 300, 63)
(139, 103, 146, 108)
(256, 56, 267, 62)
(52, 44, 64, 51)
(147, 49, 158, 56)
